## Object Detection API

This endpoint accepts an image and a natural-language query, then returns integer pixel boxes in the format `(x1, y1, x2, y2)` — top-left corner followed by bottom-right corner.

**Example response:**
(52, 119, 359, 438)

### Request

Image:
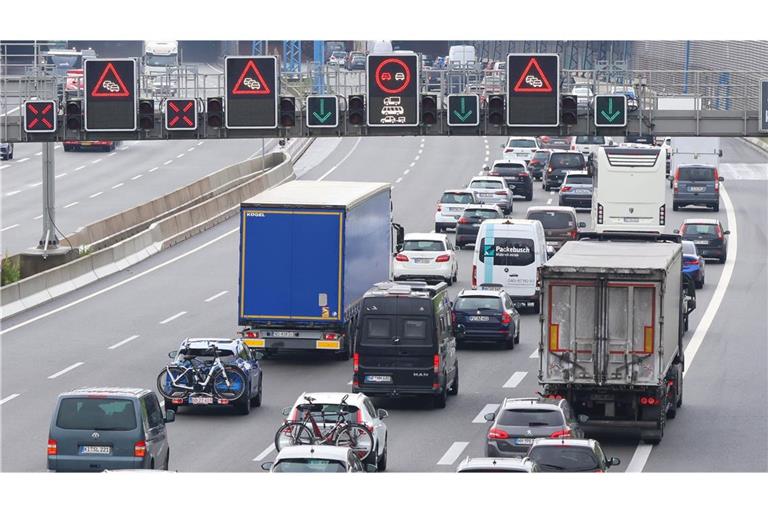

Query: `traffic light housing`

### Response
(348, 95, 365, 125)
(561, 94, 578, 125)
(65, 100, 83, 130)
(279, 96, 296, 127)
(488, 95, 505, 125)
(207, 97, 223, 128)
(138, 99, 155, 130)
(421, 94, 437, 125)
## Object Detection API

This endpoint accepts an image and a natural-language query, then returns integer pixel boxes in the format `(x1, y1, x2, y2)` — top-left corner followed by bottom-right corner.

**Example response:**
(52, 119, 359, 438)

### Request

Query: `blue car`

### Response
(682, 240, 705, 289)
(452, 284, 521, 349)
(158, 338, 263, 415)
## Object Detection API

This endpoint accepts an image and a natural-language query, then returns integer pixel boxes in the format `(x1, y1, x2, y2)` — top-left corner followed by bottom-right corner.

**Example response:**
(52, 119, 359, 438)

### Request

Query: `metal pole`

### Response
(39, 142, 59, 248)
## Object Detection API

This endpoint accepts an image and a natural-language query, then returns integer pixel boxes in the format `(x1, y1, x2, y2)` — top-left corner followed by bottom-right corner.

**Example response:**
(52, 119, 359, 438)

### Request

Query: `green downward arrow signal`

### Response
(312, 99, 332, 123)
(600, 97, 622, 122)
(453, 97, 473, 122)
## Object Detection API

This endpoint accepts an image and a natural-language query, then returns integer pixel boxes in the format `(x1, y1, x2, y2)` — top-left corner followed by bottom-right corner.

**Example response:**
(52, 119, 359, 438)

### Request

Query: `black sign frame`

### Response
(84, 58, 137, 132)
(506, 53, 560, 127)
(366, 54, 420, 127)
(224, 56, 279, 130)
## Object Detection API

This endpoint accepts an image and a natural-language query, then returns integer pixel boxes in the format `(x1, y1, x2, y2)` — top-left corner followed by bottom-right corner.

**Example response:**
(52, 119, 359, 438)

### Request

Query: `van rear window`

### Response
(550, 153, 585, 168)
(479, 237, 536, 266)
(361, 317, 432, 346)
(56, 398, 137, 431)
(527, 211, 574, 230)
(677, 166, 715, 181)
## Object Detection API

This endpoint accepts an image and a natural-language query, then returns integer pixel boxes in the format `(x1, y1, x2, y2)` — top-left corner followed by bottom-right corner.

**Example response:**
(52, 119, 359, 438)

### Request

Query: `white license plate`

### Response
(689, 186, 706, 192)
(575, 189, 590, 194)
(80, 445, 111, 455)
(514, 438, 534, 445)
(479, 193, 493, 198)
(469, 315, 490, 321)
(693, 240, 708, 245)
(623, 217, 640, 223)
(271, 331, 298, 338)
(365, 375, 392, 384)
(414, 258, 431, 263)
(190, 396, 214, 405)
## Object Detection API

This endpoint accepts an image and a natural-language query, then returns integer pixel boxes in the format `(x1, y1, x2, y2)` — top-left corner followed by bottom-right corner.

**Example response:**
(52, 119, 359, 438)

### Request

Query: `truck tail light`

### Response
(435, 254, 450, 262)
(324, 332, 338, 340)
(659, 204, 666, 226)
(549, 428, 573, 439)
(560, 186, 572, 192)
(353, 353, 359, 373)
(501, 311, 512, 324)
(640, 396, 659, 406)
(134, 440, 147, 458)
(244, 330, 260, 338)
(47, 439, 57, 456)
(395, 253, 409, 262)
(433, 354, 440, 373)
(488, 428, 509, 440)
(596, 203, 604, 224)
(472, 265, 477, 288)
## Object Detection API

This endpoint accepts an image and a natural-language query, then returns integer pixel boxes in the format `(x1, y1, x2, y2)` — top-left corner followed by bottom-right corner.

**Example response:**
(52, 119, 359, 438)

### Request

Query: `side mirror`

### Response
(366, 464, 378, 472)
(484, 412, 496, 422)
(260, 462, 273, 471)
(164, 409, 176, 423)
(377, 409, 389, 420)
(723, 230, 730, 235)
(281, 407, 291, 416)
(168, 350, 178, 359)
(718, 176, 724, 182)
(577, 414, 589, 423)
(608, 457, 621, 467)
(578, 222, 587, 228)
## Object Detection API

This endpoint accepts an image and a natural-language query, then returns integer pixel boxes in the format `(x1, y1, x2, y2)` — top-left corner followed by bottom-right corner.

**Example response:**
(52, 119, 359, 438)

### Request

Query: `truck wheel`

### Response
(667, 384, 678, 419)
(376, 439, 388, 472)
(448, 364, 459, 395)
(335, 339, 352, 360)
(676, 367, 683, 408)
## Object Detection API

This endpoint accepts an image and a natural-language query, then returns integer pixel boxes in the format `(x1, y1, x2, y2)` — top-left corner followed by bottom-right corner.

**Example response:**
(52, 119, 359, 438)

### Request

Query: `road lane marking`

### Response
(253, 445, 274, 462)
(54, 144, 61, 149)
(410, 162, 415, 167)
(187, 147, 195, 152)
(107, 152, 117, 157)
(92, 158, 102, 164)
(473, 403, 499, 423)
(484, 157, 489, 162)
(112, 183, 124, 189)
(0, 106, 20, 117)
(418, 148, 423, 154)
(35, 151, 42, 156)
(17, 158, 30, 163)
(550, 190, 554, 195)
(6, 190, 21, 197)
(48, 362, 84, 379)
(160, 311, 187, 324)
(0, 228, 239, 336)
(0, 394, 21, 406)
(530, 348, 539, 359)
(437, 442, 469, 465)
(395, 177, 402, 183)
(29, 181, 42, 188)
(197, 141, 204, 146)
(317, 137, 362, 181)
(131, 174, 143, 180)
(33, 215, 43, 220)
(176, 153, 185, 158)
(403, 169, 410, 175)
(56, 173, 68, 178)
(627, 184, 738, 472)
(63, 202, 79, 209)
(164, 160, 173, 165)
(347, 380, 353, 386)
(547, 198, 553, 205)
(0, 165, 10, 170)
(147, 167, 159, 173)
(108, 335, 140, 350)
(204, 291, 228, 302)
(1, 224, 20, 232)
(503, 371, 528, 388)
(75, 165, 86, 171)
(89, 191, 103, 198)
(414, 155, 420, 161)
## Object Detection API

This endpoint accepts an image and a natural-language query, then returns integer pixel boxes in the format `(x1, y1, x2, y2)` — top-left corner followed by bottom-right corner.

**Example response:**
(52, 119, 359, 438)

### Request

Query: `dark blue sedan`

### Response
(452, 285, 521, 350)
(682, 240, 705, 289)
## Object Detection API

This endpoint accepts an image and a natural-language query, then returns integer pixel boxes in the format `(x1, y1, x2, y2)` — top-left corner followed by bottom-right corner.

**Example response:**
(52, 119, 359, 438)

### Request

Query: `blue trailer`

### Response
(238, 181, 400, 358)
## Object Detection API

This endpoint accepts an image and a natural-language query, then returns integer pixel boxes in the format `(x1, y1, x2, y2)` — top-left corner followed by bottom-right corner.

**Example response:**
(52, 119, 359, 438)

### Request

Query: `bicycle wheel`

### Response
(334, 424, 374, 461)
(212, 366, 246, 401)
(156, 367, 192, 400)
(274, 422, 314, 452)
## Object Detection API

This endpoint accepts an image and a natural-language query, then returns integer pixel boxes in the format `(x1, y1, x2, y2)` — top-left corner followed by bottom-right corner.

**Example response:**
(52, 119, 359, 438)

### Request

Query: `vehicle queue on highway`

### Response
(39, 130, 736, 473)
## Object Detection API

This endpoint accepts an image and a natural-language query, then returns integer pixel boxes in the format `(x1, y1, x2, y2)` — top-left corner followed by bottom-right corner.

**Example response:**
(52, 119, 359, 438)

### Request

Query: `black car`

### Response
(487, 160, 533, 201)
(353, 281, 458, 409)
(527, 150, 551, 181)
(677, 218, 729, 263)
(455, 205, 504, 249)
(544, 151, 587, 191)
(452, 285, 520, 349)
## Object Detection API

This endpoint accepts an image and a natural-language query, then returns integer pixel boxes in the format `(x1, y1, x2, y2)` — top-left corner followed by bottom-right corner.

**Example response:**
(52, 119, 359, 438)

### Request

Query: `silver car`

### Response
(456, 456, 539, 472)
(467, 176, 513, 214)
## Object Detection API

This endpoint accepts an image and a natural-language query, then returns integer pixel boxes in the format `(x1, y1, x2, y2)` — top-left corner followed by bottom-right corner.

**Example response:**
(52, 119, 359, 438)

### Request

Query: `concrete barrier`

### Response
(745, 137, 768, 153)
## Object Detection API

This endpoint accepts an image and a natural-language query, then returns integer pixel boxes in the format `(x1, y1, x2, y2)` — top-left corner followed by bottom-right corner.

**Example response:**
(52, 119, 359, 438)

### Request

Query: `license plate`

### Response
(190, 396, 214, 405)
(623, 217, 640, 223)
(271, 331, 298, 338)
(514, 438, 534, 445)
(469, 315, 490, 321)
(590, 393, 614, 401)
(480, 193, 493, 198)
(364, 375, 392, 384)
(575, 189, 590, 194)
(693, 240, 708, 245)
(414, 258, 430, 263)
(689, 186, 706, 192)
(80, 445, 111, 455)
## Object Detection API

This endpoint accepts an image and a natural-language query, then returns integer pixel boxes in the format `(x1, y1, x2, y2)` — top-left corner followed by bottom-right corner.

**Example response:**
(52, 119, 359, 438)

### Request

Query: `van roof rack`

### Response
(371, 280, 448, 297)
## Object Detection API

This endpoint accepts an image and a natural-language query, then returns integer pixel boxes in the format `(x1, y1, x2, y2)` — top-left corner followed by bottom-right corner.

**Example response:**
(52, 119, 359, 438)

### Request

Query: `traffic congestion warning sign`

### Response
(23, 100, 57, 133)
(165, 99, 198, 131)
(367, 54, 419, 127)
(84, 58, 137, 131)
(225, 56, 278, 129)
(506, 54, 559, 127)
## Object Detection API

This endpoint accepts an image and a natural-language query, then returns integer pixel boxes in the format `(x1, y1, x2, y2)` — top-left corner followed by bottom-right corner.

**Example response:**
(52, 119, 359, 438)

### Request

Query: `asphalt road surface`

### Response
(1, 136, 765, 472)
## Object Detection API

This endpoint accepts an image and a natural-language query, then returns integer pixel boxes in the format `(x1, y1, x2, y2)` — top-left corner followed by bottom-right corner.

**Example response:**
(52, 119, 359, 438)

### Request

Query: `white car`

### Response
(571, 86, 594, 113)
(281, 392, 389, 471)
(261, 445, 370, 473)
(434, 189, 477, 232)
(502, 136, 540, 164)
(467, 176, 513, 213)
(456, 456, 539, 473)
(394, 233, 458, 285)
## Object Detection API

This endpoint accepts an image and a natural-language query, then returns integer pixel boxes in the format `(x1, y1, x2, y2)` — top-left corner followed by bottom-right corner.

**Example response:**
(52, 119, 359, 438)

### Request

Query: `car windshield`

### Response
(470, 180, 503, 189)
(454, 297, 502, 311)
(575, 136, 605, 145)
(550, 153, 585, 168)
(440, 193, 474, 204)
(682, 224, 718, 237)
(507, 139, 537, 148)
(527, 211, 574, 229)
(498, 409, 564, 427)
(492, 163, 526, 175)
(272, 459, 347, 473)
(528, 446, 600, 471)
(564, 176, 592, 185)
(402, 240, 445, 251)
(56, 398, 137, 431)
(678, 166, 715, 181)
(463, 209, 500, 219)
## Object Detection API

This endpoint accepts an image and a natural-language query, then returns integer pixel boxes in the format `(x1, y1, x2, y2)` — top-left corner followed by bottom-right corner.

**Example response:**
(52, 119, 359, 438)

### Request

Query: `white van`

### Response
(448, 45, 478, 69)
(472, 219, 548, 313)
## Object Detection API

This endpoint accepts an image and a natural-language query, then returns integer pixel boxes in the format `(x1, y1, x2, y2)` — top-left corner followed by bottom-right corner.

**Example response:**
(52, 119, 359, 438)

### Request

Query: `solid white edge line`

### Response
(164, 160, 173, 165)
(204, 291, 229, 303)
(626, 183, 738, 472)
(5, 190, 21, 197)
(0, 227, 239, 336)
(436, 442, 469, 465)
(472, 403, 499, 424)
(347, 380, 353, 386)
(75, 165, 86, 171)
(159, 311, 187, 325)
(0, 393, 21, 406)
(47, 362, 84, 379)
(17, 158, 29, 163)
(108, 335, 140, 350)
(317, 137, 362, 181)
(253, 445, 275, 462)
(503, 371, 528, 389)
(92, 159, 102, 164)
(33, 215, 43, 220)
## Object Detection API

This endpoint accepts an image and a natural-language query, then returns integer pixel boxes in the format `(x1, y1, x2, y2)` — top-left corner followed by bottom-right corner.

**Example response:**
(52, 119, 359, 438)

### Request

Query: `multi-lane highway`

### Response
(1, 134, 766, 472)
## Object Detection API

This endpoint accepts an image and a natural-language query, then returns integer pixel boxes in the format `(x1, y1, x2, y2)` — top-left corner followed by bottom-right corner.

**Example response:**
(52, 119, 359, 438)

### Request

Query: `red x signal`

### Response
(165, 99, 197, 131)
(24, 100, 57, 133)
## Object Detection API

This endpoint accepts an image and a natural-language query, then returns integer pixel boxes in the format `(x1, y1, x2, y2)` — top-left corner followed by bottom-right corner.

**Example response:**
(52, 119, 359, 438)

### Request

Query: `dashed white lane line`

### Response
(547, 198, 553, 205)
(317, 137, 362, 181)
(473, 403, 500, 424)
(89, 191, 103, 198)
(0, 394, 21, 406)
(1, 224, 20, 232)
(197, 141, 204, 146)
(176, 153, 185, 158)
(33, 215, 43, 220)
(347, 379, 353, 386)
(530, 348, 539, 359)
(147, 166, 159, 173)
(484, 157, 489, 162)
(48, 362, 84, 379)
(164, 159, 173, 165)
(253, 445, 275, 462)
(63, 201, 79, 209)
(437, 442, 470, 465)
(549, 190, 555, 195)
(92, 158, 102, 164)
(35, 151, 42, 156)
(55, 172, 67, 178)
(29, 181, 42, 188)
(204, 290, 229, 302)
(54, 144, 61, 149)
(5, 190, 21, 197)
(118, 146, 128, 151)
(485, 150, 489, 155)
(410, 162, 416, 167)
(17, 157, 30, 163)
(112, 183, 124, 189)
(107, 152, 117, 157)
(503, 371, 528, 389)
(75, 165, 86, 171)
(108, 335, 140, 350)
(187, 147, 195, 152)
(418, 148, 423, 154)
(160, 311, 187, 324)
(131, 174, 143, 180)
(625, 444, 654, 473)
(0, 165, 10, 170)
(403, 169, 410, 175)
(395, 177, 403, 183)
(414, 155, 420, 161)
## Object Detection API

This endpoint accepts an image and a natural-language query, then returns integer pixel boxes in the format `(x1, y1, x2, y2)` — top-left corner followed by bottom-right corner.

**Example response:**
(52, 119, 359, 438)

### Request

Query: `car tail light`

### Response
(596, 203, 604, 224)
(172, 398, 184, 404)
(688, 258, 700, 266)
(436, 204, 442, 212)
(357, 409, 374, 432)
(435, 254, 450, 262)
(673, 168, 680, 191)
(495, 190, 508, 196)
(395, 253, 409, 262)
(324, 332, 338, 340)
(560, 186, 572, 192)
(47, 439, 57, 456)
(458, 216, 470, 224)
(218, 398, 229, 405)
(433, 354, 440, 373)
(547, 165, 554, 174)
(472, 265, 477, 288)
(715, 224, 723, 238)
(569, 229, 577, 239)
(501, 311, 512, 324)
(134, 440, 147, 458)
(353, 353, 359, 373)
(488, 428, 510, 440)
(659, 204, 666, 226)
(530, 159, 540, 165)
(545, 394, 563, 399)
(549, 428, 572, 439)
(714, 168, 720, 190)
(451, 310, 456, 325)
(488, 171, 499, 176)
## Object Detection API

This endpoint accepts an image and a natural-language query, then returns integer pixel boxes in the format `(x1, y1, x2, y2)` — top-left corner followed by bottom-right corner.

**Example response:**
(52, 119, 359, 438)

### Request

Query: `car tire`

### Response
(503, 335, 514, 350)
(235, 389, 251, 415)
(448, 364, 459, 396)
(514, 328, 521, 345)
(164, 449, 170, 470)
(718, 252, 727, 264)
(435, 224, 443, 233)
(695, 276, 703, 289)
(452, 270, 458, 283)
(250, 376, 262, 407)
(434, 380, 448, 409)
(713, 203, 720, 212)
(525, 191, 533, 201)
(377, 439, 388, 472)
(531, 301, 541, 315)
(672, 202, 679, 211)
